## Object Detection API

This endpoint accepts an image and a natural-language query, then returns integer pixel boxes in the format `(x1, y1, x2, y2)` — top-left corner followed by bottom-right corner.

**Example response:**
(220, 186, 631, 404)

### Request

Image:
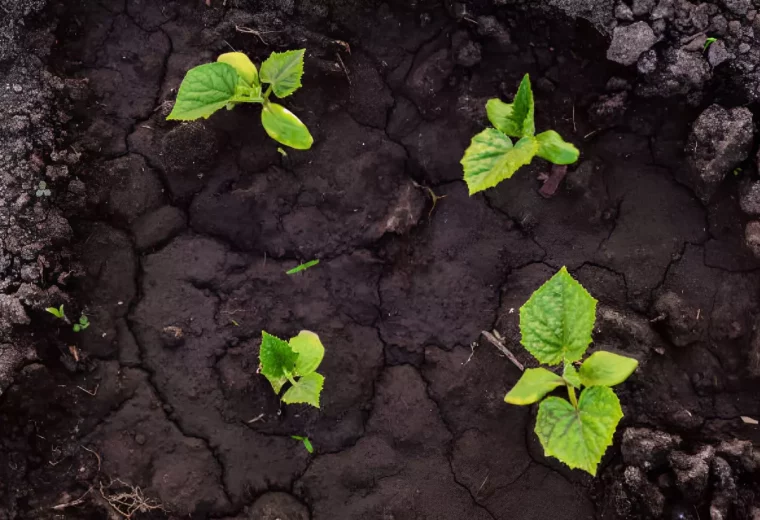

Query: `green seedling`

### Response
(704, 37, 718, 52)
(168, 50, 313, 150)
(73, 314, 90, 333)
(259, 330, 325, 408)
(505, 267, 638, 476)
(36, 181, 51, 197)
(461, 74, 579, 195)
(286, 259, 319, 275)
(291, 435, 314, 453)
(45, 304, 65, 319)
(733, 167, 743, 177)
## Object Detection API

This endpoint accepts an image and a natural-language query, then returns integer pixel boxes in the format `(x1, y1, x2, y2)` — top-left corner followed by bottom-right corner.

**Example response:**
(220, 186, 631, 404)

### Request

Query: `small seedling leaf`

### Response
(486, 74, 535, 138)
(217, 52, 259, 86)
(563, 360, 581, 389)
(45, 305, 65, 319)
(282, 372, 324, 408)
(292, 435, 314, 453)
(505, 368, 565, 405)
(462, 130, 539, 195)
(261, 102, 314, 150)
(73, 324, 81, 332)
(535, 386, 623, 476)
(535, 130, 580, 165)
(259, 331, 299, 394)
(578, 351, 638, 387)
(167, 62, 239, 120)
(289, 330, 325, 375)
(260, 49, 305, 98)
(286, 259, 319, 274)
(520, 267, 597, 365)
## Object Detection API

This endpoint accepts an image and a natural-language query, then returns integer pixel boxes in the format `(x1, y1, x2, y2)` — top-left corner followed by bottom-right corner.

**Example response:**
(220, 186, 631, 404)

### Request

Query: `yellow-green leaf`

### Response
(563, 360, 581, 389)
(536, 130, 579, 165)
(579, 351, 638, 387)
(289, 330, 325, 376)
(260, 49, 305, 98)
(461, 130, 538, 195)
(282, 372, 324, 408)
(167, 62, 238, 121)
(519, 267, 597, 365)
(486, 74, 535, 138)
(535, 386, 623, 475)
(261, 102, 313, 149)
(217, 52, 259, 87)
(505, 368, 565, 405)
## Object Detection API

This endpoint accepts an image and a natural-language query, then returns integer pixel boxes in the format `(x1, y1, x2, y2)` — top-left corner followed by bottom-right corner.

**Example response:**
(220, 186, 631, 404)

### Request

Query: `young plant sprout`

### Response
(704, 37, 718, 51)
(291, 435, 314, 453)
(505, 267, 638, 475)
(168, 50, 313, 150)
(45, 304, 65, 319)
(461, 74, 579, 194)
(36, 181, 51, 197)
(259, 330, 325, 408)
(285, 259, 319, 275)
(73, 314, 90, 332)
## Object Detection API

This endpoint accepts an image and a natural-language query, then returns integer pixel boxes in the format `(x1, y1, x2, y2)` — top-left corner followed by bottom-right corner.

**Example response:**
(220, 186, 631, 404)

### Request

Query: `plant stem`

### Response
(567, 384, 578, 409)
(284, 370, 298, 387)
(264, 85, 273, 99)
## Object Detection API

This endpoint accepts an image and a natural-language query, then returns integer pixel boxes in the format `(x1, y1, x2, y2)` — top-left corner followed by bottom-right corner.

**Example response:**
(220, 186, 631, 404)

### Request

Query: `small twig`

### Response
(235, 25, 280, 46)
(476, 473, 489, 496)
(247, 413, 265, 424)
(583, 129, 599, 140)
(335, 53, 351, 86)
(77, 383, 99, 396)
(463, 342, 476, 365)
(81, 445, 102, 472)
(572, 103, 576, 133)
(481, 331, 525, 372)
(51, 486, 93, 510)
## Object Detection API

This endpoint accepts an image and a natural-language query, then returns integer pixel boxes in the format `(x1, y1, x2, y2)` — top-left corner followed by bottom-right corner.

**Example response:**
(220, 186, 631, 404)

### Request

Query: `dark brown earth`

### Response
(3, 0, 760, 519)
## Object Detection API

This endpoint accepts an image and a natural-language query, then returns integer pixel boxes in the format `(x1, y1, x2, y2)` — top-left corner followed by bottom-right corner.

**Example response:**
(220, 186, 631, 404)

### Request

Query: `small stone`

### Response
(632, 0, 656, 16)
(607, 22, 658, 66)
(669, 446, 715, 501)
(616, 2, 634, 21)
(637, 49, 658, 74)
(711, 14, 728, 35)
(707, 40, 733, 67)
(739, 42, 751, 53)
(722, 0, 750, 16)
(653, 291, 706, 346)
(716, 439, 757, 472)
(161, 326, 185, 348)
(622, 427, 682, 470)
(652, 0, 675, 20)
(740, 181, 760, 216)
(135, 433, 146, 445)
(623, 466, 665, 518)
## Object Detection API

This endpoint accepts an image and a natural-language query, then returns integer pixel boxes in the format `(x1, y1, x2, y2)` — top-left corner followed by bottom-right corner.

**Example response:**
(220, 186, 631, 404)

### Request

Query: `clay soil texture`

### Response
(3, 0, 760, 519)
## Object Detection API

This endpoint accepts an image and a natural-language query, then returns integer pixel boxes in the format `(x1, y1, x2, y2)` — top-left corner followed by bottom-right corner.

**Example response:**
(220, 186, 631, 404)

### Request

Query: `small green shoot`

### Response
(277, 147, 288, 157)
(259, 330, 325, 408)
(733, 167, 743, 177)
(45, 304, 65, 319)
(504, 267, 638, 475)
(704, 37, 718, 52)
(291, 435, 314, 453)
(73, 314, 90, 333)
(286, 259, 319, 275)
(168, 50, 313, 149)
(230, 319, 240, 327)
(461, 74, 579, 194)
(36, 181, 51, 197)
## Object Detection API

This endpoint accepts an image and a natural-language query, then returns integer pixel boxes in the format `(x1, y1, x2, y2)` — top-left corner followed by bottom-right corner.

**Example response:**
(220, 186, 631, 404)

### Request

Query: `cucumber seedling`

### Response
(259, 330, 325, 408)
(504, 267, 638, 475)
(45, 304, 65, 320)
(73, 314, 90, 333)
(291, 435, 314, 453)
(168, 50, 313, 150)
(461, 74, 579, 194)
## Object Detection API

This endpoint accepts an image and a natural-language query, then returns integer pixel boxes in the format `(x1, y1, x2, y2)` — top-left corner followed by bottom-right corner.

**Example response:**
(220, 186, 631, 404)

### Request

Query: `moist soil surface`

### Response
(3, 0, 760, 519)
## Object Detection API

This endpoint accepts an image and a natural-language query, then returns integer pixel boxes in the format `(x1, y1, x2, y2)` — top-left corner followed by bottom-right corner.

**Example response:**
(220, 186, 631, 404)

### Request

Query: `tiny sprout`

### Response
(73, 314, 90, 333)
(291, 435, 314, 453)
(45, 304, 65, 319)
(36, 181, 51, 197)
(704, 37, 718, 52)
(285, 259, 319, 275)
(733, 167, 743, 177)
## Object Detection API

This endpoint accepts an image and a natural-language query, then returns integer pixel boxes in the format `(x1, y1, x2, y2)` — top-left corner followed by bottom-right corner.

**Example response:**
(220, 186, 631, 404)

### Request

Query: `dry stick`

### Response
(51, 486, 94, 511)
(81, 445, 102, 472)
(480, 331, 525, 372)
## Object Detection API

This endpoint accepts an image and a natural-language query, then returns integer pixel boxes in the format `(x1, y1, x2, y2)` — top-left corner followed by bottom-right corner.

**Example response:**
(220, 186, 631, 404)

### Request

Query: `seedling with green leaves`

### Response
(168, 50, 313, 150)
(291, 435, 314, 453)
(504, 267, 638, 475)
(704, 37, 718, 52)
(73, 314, 90, 333)
(259, 330, 325, 408)
(286, 259, 319, 275)
(461, 74, 579, 194)
(45, 304, 66, 319)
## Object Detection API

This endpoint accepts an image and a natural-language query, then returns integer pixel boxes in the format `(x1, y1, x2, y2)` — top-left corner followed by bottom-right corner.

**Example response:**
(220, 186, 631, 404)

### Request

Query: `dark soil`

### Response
(3, 0, 760, 519)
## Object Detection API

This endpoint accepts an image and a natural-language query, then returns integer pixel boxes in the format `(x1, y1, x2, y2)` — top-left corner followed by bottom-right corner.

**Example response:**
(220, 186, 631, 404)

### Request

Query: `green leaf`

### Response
(286, 259, 319, 275)
(259, 331, 299, 394)
(563, 361, 581, 389)
(291, 435, 314, 453)
(260, 49, 305, 98)
(535, 386, 623, 476)
(519, 267, 597, 365)
(167, 62, 239, 121)
(289, 330, 325, 376)
(505, 368, 565, 405)
(261, 102, 313, 149)
(485, 74, 535, 138)
(217, 52, 259, 86)
(579, 351, 638, 387)
(282, 372, 324, 408)
(536, 130, 579, 165)
(461, 130, 538, 195)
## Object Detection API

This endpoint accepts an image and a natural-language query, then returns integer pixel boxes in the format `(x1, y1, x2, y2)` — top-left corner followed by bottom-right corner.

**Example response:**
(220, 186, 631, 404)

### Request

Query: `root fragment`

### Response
(99, 479, 167, 519)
